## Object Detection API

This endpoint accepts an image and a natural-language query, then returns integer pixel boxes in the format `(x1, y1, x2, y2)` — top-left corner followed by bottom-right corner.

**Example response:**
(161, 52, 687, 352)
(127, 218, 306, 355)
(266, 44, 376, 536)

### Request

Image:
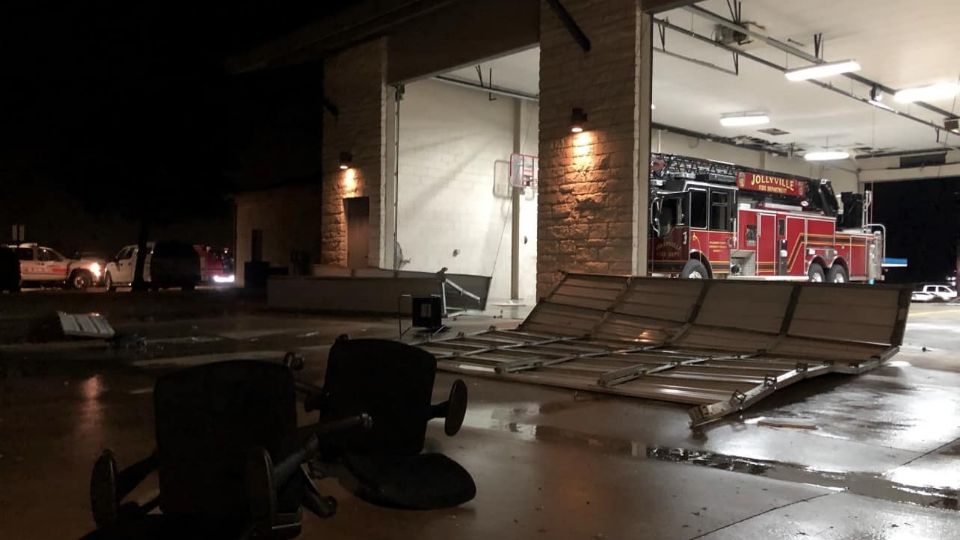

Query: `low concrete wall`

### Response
(268, 269, 492, 315)
(268, 275, 440, 315)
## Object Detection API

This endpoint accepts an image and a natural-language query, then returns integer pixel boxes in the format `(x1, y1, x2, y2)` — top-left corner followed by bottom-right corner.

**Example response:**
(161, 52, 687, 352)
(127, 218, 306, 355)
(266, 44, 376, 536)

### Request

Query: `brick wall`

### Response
(537, 0, 644, 298)
(321, 39, 387, 266)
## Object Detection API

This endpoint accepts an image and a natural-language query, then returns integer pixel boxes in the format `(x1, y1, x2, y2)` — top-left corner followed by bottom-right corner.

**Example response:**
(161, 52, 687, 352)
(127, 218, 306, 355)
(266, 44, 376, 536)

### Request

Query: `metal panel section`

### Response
(420, 274, 910, 428)
(57, 312, 116, 339)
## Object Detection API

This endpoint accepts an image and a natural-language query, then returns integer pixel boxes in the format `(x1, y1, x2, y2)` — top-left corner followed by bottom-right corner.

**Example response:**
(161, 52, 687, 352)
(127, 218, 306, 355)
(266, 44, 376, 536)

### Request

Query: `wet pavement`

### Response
(1, 292, 960, 539)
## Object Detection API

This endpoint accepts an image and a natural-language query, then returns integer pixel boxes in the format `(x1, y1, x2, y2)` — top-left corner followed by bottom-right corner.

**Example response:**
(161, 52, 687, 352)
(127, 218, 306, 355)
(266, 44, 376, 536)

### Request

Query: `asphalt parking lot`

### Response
(1, 290, 959, 539)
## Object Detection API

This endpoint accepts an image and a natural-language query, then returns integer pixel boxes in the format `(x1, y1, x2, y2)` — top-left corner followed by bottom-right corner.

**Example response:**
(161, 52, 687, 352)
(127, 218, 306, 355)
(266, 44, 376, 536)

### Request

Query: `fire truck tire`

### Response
(807, 263, 826, 282)
(681, 260, 709, 279)
(826, 265, 848, 283)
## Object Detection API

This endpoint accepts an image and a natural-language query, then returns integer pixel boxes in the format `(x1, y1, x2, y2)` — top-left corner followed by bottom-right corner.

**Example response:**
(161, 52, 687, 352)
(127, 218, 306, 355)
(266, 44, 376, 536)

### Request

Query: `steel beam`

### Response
(544, 0, 591, 52)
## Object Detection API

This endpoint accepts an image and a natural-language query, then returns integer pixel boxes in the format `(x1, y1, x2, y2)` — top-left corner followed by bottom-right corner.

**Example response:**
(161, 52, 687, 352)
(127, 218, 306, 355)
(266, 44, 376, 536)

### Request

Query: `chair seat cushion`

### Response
(343, 453, 476, 510)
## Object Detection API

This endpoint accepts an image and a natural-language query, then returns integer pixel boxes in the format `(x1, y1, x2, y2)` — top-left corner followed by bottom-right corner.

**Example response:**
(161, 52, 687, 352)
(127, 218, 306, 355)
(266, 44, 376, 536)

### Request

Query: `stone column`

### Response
(321, 39, 387, 267)
(537, 0, 653, 298)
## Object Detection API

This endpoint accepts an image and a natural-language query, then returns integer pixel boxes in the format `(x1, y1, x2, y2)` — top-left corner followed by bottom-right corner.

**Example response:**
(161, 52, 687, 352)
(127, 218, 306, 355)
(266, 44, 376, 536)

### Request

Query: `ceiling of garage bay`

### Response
(443, 0, 960, 156)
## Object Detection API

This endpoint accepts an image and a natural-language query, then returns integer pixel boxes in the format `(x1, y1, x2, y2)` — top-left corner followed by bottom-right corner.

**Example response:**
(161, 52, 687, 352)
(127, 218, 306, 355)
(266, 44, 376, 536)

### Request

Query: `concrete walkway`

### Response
(1, 294, 959, 539)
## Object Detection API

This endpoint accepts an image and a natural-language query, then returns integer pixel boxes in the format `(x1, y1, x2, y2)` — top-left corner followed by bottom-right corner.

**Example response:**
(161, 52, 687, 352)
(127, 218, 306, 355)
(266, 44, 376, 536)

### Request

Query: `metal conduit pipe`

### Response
(433, 76, 540, 102)
(684, 5, 957, 120)
(654, 18, 949, 136)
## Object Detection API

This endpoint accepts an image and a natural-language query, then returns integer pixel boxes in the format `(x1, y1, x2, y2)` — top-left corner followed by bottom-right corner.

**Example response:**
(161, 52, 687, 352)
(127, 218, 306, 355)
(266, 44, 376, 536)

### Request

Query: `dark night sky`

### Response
(3, 3, 957, 277)
(872, 178, 960, 284)
(0, 2, 343, 252)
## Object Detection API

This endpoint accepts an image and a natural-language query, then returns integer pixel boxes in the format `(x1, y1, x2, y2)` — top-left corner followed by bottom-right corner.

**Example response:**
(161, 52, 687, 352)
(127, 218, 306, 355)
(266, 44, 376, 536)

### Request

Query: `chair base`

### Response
(343, 453, 476, 510)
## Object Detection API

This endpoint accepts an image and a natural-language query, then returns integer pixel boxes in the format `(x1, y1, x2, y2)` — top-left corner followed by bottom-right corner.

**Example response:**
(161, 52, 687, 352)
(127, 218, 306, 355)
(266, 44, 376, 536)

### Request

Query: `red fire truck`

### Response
(648, 154, 884, 283)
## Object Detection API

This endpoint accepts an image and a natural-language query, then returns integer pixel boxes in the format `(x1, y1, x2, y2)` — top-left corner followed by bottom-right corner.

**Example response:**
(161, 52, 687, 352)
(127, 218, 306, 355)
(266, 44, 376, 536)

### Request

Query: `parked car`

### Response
(103, 241, 201, 291)
(0, 246, 20, 292)
(6, 243, 102, 289)
(918, 284, 958, 302)
(912, 290, 936, 303)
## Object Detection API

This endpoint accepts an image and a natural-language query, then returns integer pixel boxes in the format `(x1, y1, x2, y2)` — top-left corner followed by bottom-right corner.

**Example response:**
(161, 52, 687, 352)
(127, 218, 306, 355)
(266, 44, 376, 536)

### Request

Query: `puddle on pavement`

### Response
(461, 410, 960, 512)
(646, 445, 959, 511)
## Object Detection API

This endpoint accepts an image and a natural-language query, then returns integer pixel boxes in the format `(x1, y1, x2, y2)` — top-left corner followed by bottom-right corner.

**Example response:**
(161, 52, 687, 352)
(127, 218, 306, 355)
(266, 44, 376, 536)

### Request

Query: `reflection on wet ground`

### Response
(462, 408, 960, 511)
(3, 301, 960, 538)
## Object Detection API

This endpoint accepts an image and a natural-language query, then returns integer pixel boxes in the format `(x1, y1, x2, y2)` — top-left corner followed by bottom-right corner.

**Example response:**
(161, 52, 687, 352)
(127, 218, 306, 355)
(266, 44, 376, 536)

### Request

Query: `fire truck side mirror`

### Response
(650, 199, 662, 236)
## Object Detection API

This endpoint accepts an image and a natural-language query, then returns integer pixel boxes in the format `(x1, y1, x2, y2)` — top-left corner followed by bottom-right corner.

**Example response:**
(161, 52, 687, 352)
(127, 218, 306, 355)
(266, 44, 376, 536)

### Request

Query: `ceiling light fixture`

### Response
(570, 107, 588, 133)
(804, 150, 850, 162)
(894, 82, 960, 103)
(785, 59, 861, 81)
(719, 112, 770, 127)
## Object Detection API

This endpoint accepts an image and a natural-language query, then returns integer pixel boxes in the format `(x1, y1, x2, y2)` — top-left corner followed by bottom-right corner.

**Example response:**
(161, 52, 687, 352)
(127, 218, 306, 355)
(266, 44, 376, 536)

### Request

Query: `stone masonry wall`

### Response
(537, 0, 643, 298)
(321, 39, 387, 266)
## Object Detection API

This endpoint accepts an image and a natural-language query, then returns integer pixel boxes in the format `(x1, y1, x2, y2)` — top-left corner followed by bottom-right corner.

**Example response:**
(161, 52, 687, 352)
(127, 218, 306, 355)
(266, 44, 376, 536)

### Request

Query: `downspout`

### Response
(511, 98, 522, 300)
(392, 84, 403, 271)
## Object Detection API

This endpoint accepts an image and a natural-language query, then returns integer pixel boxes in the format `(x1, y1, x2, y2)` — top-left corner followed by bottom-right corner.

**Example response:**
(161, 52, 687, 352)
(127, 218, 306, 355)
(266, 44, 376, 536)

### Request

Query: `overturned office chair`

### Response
(83, 340, 473, 539)
(306, 337, 474, 509)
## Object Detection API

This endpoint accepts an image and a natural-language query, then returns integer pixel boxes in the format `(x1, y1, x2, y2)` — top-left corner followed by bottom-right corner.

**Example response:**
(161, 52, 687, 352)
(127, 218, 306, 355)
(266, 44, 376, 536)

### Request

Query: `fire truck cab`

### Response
(648, 154, 884, 283)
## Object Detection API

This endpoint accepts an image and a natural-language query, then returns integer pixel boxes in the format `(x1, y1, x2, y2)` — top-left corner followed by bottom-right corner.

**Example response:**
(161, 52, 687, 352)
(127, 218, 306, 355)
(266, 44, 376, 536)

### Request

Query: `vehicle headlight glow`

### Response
(213, 274, 235, 284)
(90, 262, 102, 278)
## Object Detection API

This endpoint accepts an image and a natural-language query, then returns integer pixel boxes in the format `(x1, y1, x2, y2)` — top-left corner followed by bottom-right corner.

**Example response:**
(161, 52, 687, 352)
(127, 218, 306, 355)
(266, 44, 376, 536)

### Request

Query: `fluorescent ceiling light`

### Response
(805, 150, 850, 162)
(785, 60, 861, 81)
(895, 82, 960, 103)
(720, 112, 770, 127)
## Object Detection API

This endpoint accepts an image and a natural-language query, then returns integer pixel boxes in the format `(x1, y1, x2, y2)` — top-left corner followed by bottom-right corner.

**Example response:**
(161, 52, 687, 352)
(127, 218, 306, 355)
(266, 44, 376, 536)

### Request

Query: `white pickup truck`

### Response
(912, 284, 958, 303)
(11, 243, 103, 289)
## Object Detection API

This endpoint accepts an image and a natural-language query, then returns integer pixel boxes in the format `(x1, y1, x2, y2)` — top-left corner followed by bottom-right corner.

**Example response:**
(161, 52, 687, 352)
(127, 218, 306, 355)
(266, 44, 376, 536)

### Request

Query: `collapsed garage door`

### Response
(418, 273, 911, 427)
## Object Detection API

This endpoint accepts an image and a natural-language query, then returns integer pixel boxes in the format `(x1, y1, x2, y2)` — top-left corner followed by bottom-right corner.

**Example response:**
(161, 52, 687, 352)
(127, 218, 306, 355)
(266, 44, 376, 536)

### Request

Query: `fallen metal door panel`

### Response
(695, 282, 793, 333)
(419, 274, 910, 428)
(57, 312, 116, 339)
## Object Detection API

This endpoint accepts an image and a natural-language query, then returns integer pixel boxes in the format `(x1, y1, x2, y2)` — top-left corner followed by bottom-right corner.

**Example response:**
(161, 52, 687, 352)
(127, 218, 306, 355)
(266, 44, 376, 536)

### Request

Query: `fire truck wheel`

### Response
(826, 265, 848, 283)
(807, 263, 826, 283)
(681, 260, 709, 279)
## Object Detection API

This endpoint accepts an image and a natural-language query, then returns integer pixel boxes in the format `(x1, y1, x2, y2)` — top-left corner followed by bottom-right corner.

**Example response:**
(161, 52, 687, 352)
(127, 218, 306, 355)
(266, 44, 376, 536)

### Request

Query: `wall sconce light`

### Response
(339, 151, 353, 170)
(570, 108, 587, 133)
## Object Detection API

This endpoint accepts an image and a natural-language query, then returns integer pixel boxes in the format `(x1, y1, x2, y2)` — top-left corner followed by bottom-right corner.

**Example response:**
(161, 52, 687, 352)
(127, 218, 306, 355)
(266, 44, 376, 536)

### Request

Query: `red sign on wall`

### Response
(737, 172, 807, 198)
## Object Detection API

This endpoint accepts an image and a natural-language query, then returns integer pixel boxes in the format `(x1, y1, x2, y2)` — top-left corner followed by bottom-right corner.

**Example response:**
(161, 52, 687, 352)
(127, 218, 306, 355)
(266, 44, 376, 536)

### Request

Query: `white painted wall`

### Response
(653, 129, 861, 194)
(389, 79, 539, 303)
